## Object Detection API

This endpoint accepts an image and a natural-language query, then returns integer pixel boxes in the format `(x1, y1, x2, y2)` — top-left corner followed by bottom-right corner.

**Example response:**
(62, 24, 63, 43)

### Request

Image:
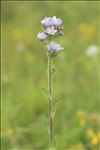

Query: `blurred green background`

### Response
(1, 1, 100, 150)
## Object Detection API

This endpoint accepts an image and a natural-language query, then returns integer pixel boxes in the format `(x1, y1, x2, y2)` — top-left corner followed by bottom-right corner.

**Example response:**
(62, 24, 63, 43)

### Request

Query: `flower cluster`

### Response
(37, 16, 64, 54)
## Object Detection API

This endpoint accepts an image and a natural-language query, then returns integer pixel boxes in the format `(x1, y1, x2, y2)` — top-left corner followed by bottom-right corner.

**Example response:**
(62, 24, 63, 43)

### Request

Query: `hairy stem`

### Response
(48, 53, 54, 147)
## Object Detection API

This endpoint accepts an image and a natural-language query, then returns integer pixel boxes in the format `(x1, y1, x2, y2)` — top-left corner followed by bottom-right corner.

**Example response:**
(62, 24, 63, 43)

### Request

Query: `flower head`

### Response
(38, 16, 64, 54)
(45, 26, 57, 35)
(41, 17, 53, 27)
(37, 32, 48, 41)
(41, 16, 62, 28)
(52, 16, 62, 27)
(45, 41, 64, 52)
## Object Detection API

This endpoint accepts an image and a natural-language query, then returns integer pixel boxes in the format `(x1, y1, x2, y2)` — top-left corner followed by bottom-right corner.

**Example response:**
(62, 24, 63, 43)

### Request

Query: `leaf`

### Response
(52, 100, 62, 118)
(51, 52, 57, 58)
(41, 87, 48, 98)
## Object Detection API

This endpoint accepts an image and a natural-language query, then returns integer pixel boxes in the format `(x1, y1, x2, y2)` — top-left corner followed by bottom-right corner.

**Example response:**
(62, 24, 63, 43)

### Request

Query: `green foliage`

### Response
(1, 1, 100, 150)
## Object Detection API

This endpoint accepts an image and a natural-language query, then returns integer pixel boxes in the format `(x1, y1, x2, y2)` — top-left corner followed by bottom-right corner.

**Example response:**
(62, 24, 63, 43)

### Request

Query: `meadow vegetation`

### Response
(1, 1, 100, 150)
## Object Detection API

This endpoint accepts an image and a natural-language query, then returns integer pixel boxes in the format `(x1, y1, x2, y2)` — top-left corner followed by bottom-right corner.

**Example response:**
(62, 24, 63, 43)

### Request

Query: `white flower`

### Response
(37, 32, 48, 40)
(45, 26, 57, 35)
(86, 45, 98, 57)
(45, 41, 64, 52)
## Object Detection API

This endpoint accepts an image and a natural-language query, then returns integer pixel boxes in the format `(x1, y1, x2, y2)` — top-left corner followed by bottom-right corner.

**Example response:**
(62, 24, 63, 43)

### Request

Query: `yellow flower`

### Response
(87, 129, 99, 145)
(91, 135, 98, 145)
(79, 23, 96, 39)
(97, 132, 100, 142)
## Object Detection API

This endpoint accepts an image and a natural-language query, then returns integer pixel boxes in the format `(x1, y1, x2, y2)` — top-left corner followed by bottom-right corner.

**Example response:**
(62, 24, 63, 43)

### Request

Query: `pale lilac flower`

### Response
(45, 26, 57, 35)
(37, 32, 48, 40)
(38, 16, 64, 53)
(86, 45, 98, 57)
(45, 41, 64, 52)
(41, 16, 62, 27)
(52, 16, 62, 27)
(41, 17, 53, 27)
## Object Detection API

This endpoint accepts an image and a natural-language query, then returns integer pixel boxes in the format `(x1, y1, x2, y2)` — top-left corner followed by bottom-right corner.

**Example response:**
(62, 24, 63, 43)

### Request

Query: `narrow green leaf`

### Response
(41, 87, 48, 98)
(52, 100, 63, 118)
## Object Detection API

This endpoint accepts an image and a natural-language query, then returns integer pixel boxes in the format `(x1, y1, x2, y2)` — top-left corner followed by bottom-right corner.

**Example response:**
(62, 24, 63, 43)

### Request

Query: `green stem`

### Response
(48, 53, 54, 147)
